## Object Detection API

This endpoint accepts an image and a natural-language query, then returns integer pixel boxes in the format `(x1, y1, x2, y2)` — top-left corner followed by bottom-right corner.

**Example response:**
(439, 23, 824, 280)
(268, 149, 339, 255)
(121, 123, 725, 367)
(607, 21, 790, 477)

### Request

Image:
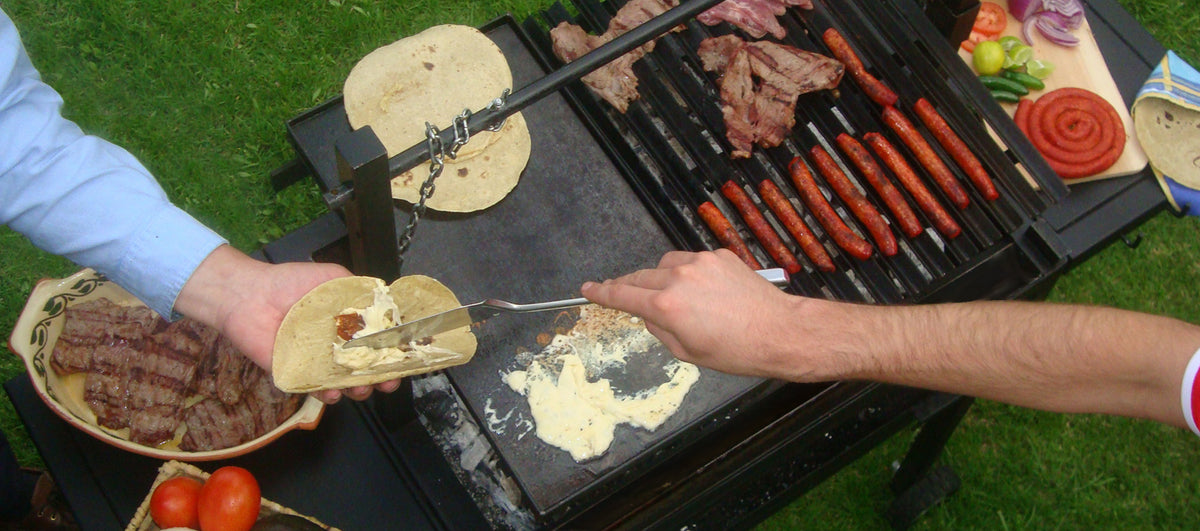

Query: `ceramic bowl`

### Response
(7, 269, 325, 461)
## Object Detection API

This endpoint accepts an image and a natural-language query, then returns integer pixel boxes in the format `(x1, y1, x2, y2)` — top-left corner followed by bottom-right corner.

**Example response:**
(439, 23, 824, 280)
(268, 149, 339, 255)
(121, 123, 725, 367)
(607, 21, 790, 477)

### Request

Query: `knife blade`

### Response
(341, 268, 790, 350)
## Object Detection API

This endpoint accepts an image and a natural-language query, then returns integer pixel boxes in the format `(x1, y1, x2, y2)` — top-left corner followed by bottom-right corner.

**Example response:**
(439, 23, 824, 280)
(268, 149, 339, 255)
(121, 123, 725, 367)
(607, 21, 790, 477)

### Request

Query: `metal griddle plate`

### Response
(286, 18, 771, 519)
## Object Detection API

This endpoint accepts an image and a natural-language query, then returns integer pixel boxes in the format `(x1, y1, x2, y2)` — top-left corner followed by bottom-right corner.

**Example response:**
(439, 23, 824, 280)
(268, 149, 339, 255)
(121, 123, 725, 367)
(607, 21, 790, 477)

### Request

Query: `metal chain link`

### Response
(394, 90, 511, 272)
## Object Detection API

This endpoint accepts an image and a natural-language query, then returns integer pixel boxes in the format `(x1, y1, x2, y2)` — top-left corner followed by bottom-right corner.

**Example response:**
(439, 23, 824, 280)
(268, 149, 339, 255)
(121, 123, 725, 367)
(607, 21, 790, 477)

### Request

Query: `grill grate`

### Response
(525, 0, 1066, 305)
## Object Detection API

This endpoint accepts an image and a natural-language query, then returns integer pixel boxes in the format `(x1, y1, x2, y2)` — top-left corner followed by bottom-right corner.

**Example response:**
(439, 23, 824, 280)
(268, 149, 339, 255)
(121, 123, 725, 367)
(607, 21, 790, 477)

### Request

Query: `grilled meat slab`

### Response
(698, 0, 815, 40)
(699, 35, 843, 158)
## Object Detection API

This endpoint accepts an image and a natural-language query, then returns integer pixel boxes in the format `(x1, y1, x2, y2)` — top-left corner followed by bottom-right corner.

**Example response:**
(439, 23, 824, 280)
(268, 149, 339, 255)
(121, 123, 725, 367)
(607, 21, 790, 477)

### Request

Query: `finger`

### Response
(315, 389, 342, 405)
(658, 250, 703, 268)
(643, 321, 688, 361)
(581, 281, 663, 319)
(374, 379, 402, 394)
(344, 385, 373, 401)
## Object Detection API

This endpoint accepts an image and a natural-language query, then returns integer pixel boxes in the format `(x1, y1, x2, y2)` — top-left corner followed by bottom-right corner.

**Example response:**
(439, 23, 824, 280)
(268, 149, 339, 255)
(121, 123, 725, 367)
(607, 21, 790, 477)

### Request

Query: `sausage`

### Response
(787, 156, 874, 261)
(697, 201, 763, 269)
(822, 27, 899, 107)
(833, 134, 924, 239)
(720, 180, 803, 274)
(809, 146, 898, 256)
(864, 132, 962, 239)
(756, 179, 836, 272)
(912, 98, 1000, 201)
(881, 105, 971, 209)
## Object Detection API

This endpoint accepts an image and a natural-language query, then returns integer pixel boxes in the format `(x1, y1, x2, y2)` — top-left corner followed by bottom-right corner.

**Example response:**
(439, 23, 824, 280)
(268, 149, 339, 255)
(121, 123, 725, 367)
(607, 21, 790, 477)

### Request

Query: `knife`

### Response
(341, 268, 791, 350)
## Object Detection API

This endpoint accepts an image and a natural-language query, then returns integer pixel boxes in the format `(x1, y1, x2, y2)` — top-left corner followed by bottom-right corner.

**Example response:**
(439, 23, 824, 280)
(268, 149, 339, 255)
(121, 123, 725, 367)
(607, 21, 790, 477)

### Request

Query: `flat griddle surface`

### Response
(288, 18, 770, 519)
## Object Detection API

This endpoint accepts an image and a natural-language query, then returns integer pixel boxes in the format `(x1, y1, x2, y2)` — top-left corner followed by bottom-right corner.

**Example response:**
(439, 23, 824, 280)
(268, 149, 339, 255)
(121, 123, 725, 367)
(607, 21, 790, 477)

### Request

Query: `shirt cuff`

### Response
(104, 203, 226, 319)
(1181, 346, 1200, 437)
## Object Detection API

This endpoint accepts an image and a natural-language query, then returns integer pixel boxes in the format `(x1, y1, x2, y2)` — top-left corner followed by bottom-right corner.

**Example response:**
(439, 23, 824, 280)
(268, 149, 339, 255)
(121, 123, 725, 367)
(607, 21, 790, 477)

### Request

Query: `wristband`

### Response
(1182, 346, 1200, 436)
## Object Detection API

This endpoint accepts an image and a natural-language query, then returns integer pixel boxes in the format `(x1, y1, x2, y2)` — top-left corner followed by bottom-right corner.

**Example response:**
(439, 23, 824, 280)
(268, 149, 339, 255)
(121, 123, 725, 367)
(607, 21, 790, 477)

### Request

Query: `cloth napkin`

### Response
(1132, 51, 1200, 215)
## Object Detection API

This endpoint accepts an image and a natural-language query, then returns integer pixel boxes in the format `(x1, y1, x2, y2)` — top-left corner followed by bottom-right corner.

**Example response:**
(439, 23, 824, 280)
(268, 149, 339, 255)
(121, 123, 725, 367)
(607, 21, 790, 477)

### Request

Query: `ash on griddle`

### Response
(413, 374, 536, 530)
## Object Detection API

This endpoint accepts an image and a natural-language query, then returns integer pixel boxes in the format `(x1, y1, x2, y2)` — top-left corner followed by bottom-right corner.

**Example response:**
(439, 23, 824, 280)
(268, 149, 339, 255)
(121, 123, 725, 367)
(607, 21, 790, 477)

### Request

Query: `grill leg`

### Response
(886, 393, 973, 529)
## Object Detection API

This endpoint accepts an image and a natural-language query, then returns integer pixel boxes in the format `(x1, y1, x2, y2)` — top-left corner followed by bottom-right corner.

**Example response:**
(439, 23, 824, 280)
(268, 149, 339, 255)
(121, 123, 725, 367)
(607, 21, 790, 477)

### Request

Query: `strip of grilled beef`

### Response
(193, 335, 251, 406)
(550, 0, 679, 113)
(51, 298, 160, 375)
(179, 398, 258, 452)
(83, 343, 138, 430)
(697, 0, 814, 39)
(123, 319, 213, 445)
(699, 35, 843, 158)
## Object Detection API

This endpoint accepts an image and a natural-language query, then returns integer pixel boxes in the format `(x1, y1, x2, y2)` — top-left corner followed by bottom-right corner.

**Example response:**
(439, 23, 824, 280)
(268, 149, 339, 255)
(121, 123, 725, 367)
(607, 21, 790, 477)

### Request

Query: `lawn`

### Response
(2, 0, 1198, 529)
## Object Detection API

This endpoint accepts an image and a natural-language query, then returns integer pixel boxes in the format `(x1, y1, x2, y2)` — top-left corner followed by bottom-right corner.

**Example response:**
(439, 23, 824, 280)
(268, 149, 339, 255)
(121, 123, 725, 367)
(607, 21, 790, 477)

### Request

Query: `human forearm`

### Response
(821, 300, 1200, 427)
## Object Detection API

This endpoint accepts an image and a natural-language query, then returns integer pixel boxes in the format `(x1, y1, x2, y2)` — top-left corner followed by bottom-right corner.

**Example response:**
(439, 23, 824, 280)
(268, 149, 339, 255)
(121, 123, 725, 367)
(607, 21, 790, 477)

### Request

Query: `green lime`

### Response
(1006, 44, 1033, 67)
(1025, 59, 1056, 79)
(972, 40, 1005, 76)
(998, 36, 1023, 52)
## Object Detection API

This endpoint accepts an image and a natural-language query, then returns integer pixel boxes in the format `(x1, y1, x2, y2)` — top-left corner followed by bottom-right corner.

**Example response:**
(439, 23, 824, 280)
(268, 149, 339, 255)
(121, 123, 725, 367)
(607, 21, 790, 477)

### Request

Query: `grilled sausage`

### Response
(809, 146, 898, 256)
(912, 98, 1000, 201)
(697, 201, 763, 269)
(787, 156, 874, 261)
(720, 180, 803, 274)
(756, 179, 836, 272)
(864, 132, 962, 238)
(833, 134, 923, 239)
(881, 105, 971, 209)
(822, 27, 898, 107)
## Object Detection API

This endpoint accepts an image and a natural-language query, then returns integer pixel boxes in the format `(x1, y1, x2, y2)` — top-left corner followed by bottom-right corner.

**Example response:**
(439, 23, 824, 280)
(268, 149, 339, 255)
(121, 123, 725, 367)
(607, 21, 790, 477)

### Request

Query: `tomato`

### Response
(972, 2, 1008, 35)
(197, 466, 261, 531)
(149, 476, 203, 529)
(960, 30, 991, 53)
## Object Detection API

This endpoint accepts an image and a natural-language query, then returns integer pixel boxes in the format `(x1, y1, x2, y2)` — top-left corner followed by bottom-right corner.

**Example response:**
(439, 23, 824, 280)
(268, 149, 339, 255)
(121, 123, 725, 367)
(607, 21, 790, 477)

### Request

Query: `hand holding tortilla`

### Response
(272, 275, 478, 392)
(343, 24, 532, 212)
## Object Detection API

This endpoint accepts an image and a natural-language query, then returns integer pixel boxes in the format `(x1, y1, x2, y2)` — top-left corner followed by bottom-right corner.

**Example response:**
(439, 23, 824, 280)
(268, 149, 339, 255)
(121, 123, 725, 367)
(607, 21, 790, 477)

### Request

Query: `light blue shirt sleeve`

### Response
(0, 10, 227, 318)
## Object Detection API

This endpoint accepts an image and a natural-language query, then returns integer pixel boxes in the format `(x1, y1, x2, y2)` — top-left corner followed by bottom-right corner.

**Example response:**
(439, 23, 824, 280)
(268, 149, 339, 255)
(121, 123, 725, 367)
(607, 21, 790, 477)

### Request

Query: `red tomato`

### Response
(972, 2, 1008, 35)
(149, 476, 203, 529)
(197, 466, 261, 531)
(959, 30, 991, 53)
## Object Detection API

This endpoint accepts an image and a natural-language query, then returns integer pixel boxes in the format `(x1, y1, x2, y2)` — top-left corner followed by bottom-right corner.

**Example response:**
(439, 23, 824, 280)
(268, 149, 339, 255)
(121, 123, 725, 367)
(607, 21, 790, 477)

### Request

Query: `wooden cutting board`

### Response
(958, 0, 1147, 183)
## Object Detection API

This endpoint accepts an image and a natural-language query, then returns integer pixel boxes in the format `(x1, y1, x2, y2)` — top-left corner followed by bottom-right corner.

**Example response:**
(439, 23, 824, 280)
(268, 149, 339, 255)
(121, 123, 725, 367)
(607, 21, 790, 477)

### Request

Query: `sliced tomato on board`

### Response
(960, 30, 992, 53)
(972, 2, 1008, 35)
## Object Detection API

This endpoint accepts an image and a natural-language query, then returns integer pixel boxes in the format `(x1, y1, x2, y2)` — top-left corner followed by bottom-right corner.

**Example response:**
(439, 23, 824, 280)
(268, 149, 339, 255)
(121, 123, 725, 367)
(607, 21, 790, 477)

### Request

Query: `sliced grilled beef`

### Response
(697, 0, 814, 40)
(699, 35, 843, 157)
(51, 298, 159, 374)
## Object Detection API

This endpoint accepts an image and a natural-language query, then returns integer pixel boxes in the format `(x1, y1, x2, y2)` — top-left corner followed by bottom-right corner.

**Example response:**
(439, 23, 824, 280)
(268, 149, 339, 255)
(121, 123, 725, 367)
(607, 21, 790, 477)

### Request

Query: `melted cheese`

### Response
(503, 306, 700, 462)
(331, 282, 459, 373)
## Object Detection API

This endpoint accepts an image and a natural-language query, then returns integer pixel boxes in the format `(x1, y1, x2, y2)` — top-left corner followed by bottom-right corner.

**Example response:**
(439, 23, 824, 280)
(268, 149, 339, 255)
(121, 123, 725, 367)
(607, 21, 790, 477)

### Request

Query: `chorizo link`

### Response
(864, 132, 961, 239)
(756, 179, 836, 272)
(912, 98, 1000, 201)
(881, 105, 971, 209)
(833, 134, 924, 239)
(809, 146, 898, 256)
(822, 27, 898, 107)
(720, 180, 803, 274)
(787, 156, 875, 261)
(697, 201, 763, 269)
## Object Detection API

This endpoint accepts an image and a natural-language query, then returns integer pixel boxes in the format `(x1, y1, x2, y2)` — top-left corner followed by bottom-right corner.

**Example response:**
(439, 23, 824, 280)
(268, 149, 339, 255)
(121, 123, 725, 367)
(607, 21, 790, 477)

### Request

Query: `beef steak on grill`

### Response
(698, 35, 844, 158)
(698, 0, 815, 40)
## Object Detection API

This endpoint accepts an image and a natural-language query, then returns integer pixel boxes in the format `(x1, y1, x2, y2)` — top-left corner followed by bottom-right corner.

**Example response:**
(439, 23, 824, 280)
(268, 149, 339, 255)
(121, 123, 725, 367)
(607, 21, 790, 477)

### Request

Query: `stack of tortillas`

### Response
(344, 24, 532, 212)
(1132, 51, 1200, 214)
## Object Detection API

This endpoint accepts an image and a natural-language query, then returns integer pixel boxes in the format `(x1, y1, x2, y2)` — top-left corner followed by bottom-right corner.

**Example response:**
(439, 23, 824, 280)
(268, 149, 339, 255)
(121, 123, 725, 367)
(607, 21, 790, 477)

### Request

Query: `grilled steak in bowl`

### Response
(7, 269, 324, 461)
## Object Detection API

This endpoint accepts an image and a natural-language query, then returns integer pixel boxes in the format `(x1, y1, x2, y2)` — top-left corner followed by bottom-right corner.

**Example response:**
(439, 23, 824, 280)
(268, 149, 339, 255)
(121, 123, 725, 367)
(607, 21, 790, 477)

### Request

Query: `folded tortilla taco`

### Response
(272, 275, 477, 392)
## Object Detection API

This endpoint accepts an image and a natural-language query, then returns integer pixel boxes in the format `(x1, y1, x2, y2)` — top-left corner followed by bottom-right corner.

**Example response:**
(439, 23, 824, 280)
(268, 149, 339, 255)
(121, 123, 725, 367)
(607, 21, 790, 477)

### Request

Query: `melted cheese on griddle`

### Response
(503, 306, 700, 462)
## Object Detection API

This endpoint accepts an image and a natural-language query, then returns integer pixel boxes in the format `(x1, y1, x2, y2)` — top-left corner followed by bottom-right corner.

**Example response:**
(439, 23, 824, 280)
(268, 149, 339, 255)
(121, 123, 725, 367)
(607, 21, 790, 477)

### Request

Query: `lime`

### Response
(1006, 44, 1033, 67)
(1025, 59, 1056, 79)
(972, 40, 1005, 76)
(998, 35, 1023, 52)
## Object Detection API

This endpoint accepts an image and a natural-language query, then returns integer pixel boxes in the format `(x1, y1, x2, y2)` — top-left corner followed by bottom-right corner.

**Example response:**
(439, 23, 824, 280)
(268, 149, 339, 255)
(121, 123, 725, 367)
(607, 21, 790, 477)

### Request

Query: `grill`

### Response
(8, 0, 1170, 529)
(278, 0, 1077, 526)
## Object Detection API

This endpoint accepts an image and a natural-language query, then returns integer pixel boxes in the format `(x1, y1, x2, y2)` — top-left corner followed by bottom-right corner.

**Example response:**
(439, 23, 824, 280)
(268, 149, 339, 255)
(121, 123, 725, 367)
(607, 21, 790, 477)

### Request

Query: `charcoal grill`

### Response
(266, 0, 1158, 527)
(8, 0, 1172, 529)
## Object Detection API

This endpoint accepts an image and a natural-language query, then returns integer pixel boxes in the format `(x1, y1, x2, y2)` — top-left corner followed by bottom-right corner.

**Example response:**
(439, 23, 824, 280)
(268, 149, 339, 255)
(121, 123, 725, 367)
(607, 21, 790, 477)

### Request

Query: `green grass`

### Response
(3, 0, 1199, 528)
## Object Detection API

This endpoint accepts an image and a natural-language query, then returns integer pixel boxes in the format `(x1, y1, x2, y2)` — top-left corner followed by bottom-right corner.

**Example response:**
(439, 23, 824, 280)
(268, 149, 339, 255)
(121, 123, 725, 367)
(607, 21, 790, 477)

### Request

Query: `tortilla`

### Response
(1133, 97, 1200, 193)
(343, 24, 531, 212)
(272, 275, 477, 392)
